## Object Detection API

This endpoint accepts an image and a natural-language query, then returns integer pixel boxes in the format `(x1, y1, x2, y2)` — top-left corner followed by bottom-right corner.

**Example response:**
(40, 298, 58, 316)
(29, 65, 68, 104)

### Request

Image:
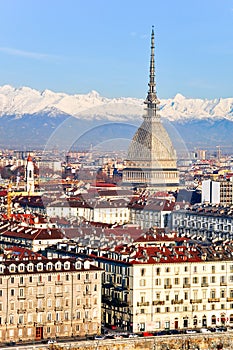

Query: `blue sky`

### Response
(0, 0, 232, 99)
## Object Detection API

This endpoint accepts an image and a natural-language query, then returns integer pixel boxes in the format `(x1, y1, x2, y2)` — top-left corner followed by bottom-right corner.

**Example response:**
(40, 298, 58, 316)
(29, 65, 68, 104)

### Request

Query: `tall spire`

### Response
(144, 26, 160, 117)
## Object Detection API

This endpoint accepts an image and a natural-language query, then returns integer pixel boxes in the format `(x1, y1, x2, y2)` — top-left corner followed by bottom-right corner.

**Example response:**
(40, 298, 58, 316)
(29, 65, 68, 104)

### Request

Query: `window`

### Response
(10, 277, 14, 284)
(174, 278, 179, 285)
(193, 266, 197, 273)
(156, 268, 160, 275)
(193, 277, 198, 284)
(29, 276, 32, 283)
(139, 279, 146, 286)
(211, 276, 216, 283)
(48, 275, 51, 282)
(140, 268, 145, 276)
(184, 292, 188, 300)
(10, 289, 14, 296)
(184, 266, 188, 272)
(221, 290, 225, 298)
(221, 265, 225, 271)
(66, 274, 69, 281)
(165, 267, 170, 273)
(211, 290, 216, 298)
(77, 274, 80, 280)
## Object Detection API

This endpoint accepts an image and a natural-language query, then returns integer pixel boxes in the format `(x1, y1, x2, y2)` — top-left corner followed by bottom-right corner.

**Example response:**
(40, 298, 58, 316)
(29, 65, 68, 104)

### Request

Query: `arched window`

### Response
(193, 315, 198, 326)
(202, 315, 207, 327)
(211, 315, 216, 325)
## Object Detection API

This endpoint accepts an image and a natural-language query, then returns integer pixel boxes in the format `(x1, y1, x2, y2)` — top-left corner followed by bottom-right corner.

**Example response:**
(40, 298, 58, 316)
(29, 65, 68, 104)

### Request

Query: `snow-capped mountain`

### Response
(0, 85, 233, 150)
(0, 84, 233, 121)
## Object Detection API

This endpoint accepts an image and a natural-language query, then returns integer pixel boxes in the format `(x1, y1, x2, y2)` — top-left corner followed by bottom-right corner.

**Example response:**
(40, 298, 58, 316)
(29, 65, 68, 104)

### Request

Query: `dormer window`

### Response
(18, 264, 25, 272)
(27, 263, 34, 272)
(37, 263, 43, 271)
(75, 262, 82, 270)
(0, 265, 5, 273)
(64, 262, 70, 270)
(47, 263, 53, 271)
(55, 262, 61, 270)
(9, 264, 16, 273)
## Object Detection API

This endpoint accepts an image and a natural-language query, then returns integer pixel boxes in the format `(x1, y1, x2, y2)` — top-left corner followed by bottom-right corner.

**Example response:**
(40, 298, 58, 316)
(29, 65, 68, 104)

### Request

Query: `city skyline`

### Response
(0, 0, 232, 100)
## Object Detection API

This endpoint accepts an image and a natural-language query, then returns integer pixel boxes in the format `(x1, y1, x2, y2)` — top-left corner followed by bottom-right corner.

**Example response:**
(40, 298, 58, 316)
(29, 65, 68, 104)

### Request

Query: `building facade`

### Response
(45, 230, 233, 333)
(202, 179, 233, 206)
(0, 254, 102, 343)
(172, 205, 233, 240)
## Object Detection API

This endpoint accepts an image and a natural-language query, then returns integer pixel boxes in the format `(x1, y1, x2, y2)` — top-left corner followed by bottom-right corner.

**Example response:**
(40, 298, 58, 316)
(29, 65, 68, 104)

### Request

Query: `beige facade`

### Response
(0, 257, 102, 343)
(131, 260, 233, 332)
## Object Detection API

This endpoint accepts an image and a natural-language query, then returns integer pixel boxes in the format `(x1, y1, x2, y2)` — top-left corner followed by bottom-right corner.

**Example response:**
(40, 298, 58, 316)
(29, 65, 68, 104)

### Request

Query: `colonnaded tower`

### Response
(123, 27, 179, 191)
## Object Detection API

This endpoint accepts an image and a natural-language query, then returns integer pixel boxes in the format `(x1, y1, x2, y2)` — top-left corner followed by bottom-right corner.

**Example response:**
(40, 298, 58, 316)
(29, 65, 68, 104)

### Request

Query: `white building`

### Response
(202, 179, 233, 205)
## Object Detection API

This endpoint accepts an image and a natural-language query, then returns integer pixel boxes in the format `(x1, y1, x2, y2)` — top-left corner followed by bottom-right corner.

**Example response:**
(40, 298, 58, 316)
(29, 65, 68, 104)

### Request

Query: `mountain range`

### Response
(0, 85, 233, 151)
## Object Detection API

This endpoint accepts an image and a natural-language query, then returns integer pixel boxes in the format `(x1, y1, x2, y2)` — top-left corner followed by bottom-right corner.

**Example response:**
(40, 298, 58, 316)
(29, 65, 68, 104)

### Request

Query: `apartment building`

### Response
(0, 248, 102, 343)
(172, 204, 233, 240)
(202, 179, 233, 205)
(45, 228, 233, 333)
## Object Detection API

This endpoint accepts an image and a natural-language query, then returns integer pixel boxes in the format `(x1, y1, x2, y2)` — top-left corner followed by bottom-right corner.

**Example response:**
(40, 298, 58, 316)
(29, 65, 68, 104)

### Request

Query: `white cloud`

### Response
(0, 47, 61, 61)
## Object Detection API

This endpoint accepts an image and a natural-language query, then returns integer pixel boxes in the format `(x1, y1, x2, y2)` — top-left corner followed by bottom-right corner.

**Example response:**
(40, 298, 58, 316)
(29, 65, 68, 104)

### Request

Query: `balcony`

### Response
(112, 298, 128, 308)
(227, 297, 233, 302)
(201, 283, 209, 287)
(220, 282, 227, 286)
(84, 280, 91, 284)
(55, 292, 63, 297)
(102, 295, 112, 304)
(34, 322, 44, 327)
(36, 307, 45, 312)
(36, 293, 45, 299)
(190, 299, 202, 304)
(83, 305, 92, 309)
(183, 284, 190, 288)
(152, 300, 165, 305)
(103, 282, 114, 289)
(83, 291, 91, 296)
(54, 306, 63, 311)
(37, 282, 45, 286)
(55, 281, 63, 285)
(17, 323, 26, 328)
(17, 309, 26, 314)
(164, 285, 172, 289)
(54, 320, 63, 325)
(18, 283, 26, 287)
(17, 296, 26, 300)
(171, 299, 183, 305)
(208, 298, 220, 303)
(137, 301, 149, 307)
